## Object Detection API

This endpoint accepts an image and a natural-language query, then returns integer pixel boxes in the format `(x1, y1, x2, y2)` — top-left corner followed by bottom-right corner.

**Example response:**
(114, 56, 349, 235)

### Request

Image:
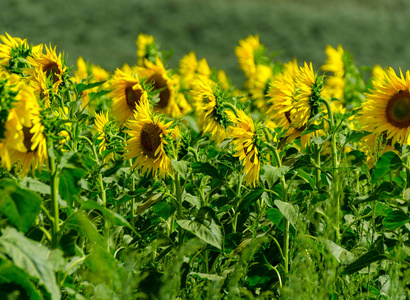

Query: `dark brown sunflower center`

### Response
(140, 123, 163, 159)
(43, 62, 61, 84)
(125, 85, 143, 111)
(23, 126, 36, 152)
(386, 90, 410, 128)
(147, 74, 170, 109)
(285, 110, 306, 132)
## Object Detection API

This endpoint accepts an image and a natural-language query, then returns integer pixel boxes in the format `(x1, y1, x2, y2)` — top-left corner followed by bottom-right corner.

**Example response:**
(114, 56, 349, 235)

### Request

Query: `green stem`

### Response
(175, 175, 184, 248)
(223, 102, 239, 118)
(314, 144, 321, 189)
(48, 148, 60, 249)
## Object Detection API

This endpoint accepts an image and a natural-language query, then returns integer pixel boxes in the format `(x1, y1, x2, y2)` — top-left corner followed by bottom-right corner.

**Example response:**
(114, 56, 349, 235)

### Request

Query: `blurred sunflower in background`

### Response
(179, 52, 211, 89)
(228, 109, 263, 187)
(249, 64, 275, 111)
(123, 98, 175, 178)
(136, 33, 159, 67)
(358, 67, 410, 147)
(108, 68, 148, 124)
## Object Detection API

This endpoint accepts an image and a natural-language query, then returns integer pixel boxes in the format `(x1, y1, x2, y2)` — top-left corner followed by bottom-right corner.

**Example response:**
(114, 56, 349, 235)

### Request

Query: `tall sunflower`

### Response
(357, 67, 410, 146)
(123, 99, 174, 178)
(0, 76, 47, 176)
(108, 68, 148, 124)
(235, 35, 264, 79)
(249, 64, 274, 111)
(191, 78, 231, 145)
(228, 109, 262, 187)
(94, 111, 114, 163)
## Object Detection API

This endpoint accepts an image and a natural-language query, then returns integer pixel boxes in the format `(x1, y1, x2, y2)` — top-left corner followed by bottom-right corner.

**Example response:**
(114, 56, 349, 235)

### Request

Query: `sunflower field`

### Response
(0, 31, 410, 299)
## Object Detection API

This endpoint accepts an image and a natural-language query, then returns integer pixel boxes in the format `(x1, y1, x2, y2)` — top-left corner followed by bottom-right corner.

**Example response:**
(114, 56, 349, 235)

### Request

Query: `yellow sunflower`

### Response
(73, 56, 88, 83)
(266, 67, 311, 148)
(249, 64, 274, 111)
(235, 34, 262, 79)
(123, 99, 174, 178)
(292, 62, 323, 129)
(136, 56, 182, 117)
(0, 33, 43, 71)
(228, 109, 261, 187)
(0, 77, 47, 177)
(191, 78, 231, 145)
(357, 67, 410, 146)
(108, 68, 148, 124)
(94, 111, 113, 163)
(179, 52, 211, 88)
(136, 33, 156, 67)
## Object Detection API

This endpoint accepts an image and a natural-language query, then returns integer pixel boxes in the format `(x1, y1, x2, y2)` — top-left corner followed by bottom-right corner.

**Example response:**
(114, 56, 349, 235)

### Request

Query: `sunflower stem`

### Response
(175, 174, 184, 248)
(264, 142, 289, 281)
(222, 102, 239, 118)
(314, 144, 321, 188)
(47, 145, 60, 249)
(320, 97, 341, 242)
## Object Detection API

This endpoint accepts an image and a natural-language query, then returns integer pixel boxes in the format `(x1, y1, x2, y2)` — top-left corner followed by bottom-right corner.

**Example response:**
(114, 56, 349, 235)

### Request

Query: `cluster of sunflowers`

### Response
(0, 31, 409, 188)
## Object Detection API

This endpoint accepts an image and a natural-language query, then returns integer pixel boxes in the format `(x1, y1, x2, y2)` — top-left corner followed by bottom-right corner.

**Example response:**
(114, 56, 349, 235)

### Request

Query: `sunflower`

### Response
(292, 62, 323, 129)
(249, 64, 274, 111)
(108, 68, 148, 124)
(136, 56, 181, 117)
(235, 35, 264, 79)
(94, 111, 113, 163)
(0, 33, 43, 72)
(73, 56, 88, 83)
(136, 33, 157, 67)
(266, 67, 311, 148)
(0, 76, 47, 177)
(179, 52, 211, 88)
(123, 99, 174, 178)
(191, 78, 231, 144)
(357, 67, 410, 146)
(228, 109, 262, 187)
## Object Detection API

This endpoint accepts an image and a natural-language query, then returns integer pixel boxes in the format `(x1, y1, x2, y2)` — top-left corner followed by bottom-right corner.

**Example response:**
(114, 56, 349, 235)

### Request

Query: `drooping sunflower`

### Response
(123, 99, 174, 178)
(357, 67, 410, 146)
(249, 64, 274, 111)
(136, 56, 182, 117)
(108, 68, 148, 124)
(0, 33, 43, 72)
(228, 109, 262, 187)
(136, 33, 157, 67)
(0, 76, 47, 176)
(179, 52, 211, 89)
(191, 78, 231, 145)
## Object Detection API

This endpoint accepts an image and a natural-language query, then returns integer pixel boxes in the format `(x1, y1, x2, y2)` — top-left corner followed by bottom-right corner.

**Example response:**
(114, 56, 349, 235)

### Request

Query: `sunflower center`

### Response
(386, 90, 410, 128)
(140, 123, 162, 159)
(148, 74, 170, 108)
(43, 62, 61, 84)
(125, 85, 143, 111)
(23, 126, 36, 152)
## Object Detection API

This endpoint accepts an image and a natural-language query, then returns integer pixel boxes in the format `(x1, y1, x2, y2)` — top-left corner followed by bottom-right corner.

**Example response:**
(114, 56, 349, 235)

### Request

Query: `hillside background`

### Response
(2, 0, 410, 85)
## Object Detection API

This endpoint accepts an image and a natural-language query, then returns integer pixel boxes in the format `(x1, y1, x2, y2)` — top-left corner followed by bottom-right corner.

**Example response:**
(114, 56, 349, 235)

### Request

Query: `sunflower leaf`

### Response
(371, 151, 403, 184)
(382, 210, 410, 231)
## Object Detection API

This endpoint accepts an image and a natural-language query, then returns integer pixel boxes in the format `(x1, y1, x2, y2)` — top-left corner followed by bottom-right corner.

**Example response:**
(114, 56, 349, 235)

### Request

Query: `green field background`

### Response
(2, 0, 409, 85)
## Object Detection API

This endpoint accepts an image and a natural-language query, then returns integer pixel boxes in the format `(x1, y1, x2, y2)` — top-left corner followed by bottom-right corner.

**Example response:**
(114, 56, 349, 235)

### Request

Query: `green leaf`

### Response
(371, 151, 402, 184)
(81, 201, 135, 231)
(76, 80, 106, 94)
(184, 192, 201, 209)
(59, 168, 85, 206)
(171, 159, 189, 179)
(177, 207, 223, 250)
(382, 210, 410, 231)
(267, 208, 284, 229)
(65, 212, 103, 244)
(261, 165, 289, 188)
(274, 200, 297, 228)
(237, 188, 265, 213)
(346, 150, 366, 167)
(0, 262, 44, 300)
(0, 227, 61, 300)
(324, 239, 355, 264)
(191, 161, 222, 179)
(19, 177, 50, 195)
(341, 249, 386, 275)
(345, 130, 371, 145)
(0, 179, 42, 233)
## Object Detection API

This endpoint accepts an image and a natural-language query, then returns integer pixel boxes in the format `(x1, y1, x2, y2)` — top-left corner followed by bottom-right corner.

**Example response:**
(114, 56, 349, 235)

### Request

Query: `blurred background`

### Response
(2, 0, 409, 85)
